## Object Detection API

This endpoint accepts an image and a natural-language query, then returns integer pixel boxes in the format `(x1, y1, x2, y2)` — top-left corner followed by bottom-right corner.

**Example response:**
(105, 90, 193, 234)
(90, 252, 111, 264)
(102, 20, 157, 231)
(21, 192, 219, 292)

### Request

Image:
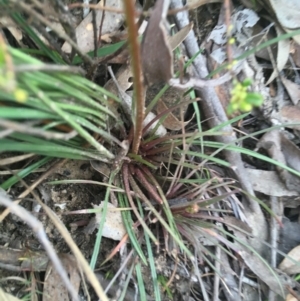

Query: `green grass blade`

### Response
(210, 28, 300, 78)
(203, 140, 300, 178)
(138, 200, 161, 301)
(0, 140, 104, 160)
(135, 262, 147, 301)
(118, 263, 135, 301)
(89, 173, 115, 270)
(218, 226, 285, 297)
(0, 107, 57, 119)
(24, 80, 114, 161)
(118, 191, 148, 265)
(72, 40, 126, 64)
(1, 157, 51, 189)
(173, 149, 231, 167)
(5, 5, 64, 63)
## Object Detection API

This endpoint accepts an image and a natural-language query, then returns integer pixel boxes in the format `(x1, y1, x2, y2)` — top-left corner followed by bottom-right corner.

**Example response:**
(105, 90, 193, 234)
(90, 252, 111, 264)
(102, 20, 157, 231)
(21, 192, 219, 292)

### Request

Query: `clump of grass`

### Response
(2, 1, 300, 300)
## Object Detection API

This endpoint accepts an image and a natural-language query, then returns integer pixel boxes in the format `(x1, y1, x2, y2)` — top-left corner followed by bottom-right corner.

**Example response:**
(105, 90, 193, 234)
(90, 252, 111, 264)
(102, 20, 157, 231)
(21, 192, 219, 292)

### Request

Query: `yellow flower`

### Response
(14, 88, 28, 103)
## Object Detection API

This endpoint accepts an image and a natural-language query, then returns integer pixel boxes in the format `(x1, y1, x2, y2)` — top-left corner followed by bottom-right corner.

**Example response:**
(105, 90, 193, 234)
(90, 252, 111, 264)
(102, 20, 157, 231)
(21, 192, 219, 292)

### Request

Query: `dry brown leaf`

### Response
(268, 0, 300, 44)
(223, 216, 252, 234)
(104, 1, 194, 134)
(279, 245, 300, 274)
(107, 64, 134, 96)
(141, 0, 173, 86)
(110, 64, 133, 91)
(106, 65, 167, 137)
(228, 223, 287, 297)
(156, 98, 192, 130)
(225, 209, 298, 297)
(103, 64, 133, 118)
(208, 8, 259, 64)
(0, 17, 22, 43)
(246, 169, 298, 197)
(21, 252, 49, 271)
(251, 23, 277, 62)
(43, 254, 80, 301)
(0, 245, 49, 271)
(271, 106, 300, 131)
(90, 160, 110, 180)
(286, 294, 298, 301)
(239, 250, 288, 297)
(266, 26, 290, 85)
(268, 0, 300, 29)
(105, 50, 129, 64)
(291, 41, 300, 68)
(62, 0, 124, 53)
(280, 217, 300, 254)
(0, 288, 22, 301)
(281, 77, 300, 106)
(28, 0, 79, 48)
(168, 22, 193, 50)
(257, 129, 300, 192)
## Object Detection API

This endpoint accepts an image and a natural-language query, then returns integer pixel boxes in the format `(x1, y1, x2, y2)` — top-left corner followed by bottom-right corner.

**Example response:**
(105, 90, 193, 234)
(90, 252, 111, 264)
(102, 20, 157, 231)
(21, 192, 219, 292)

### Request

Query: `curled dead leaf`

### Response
(106, 66, 167, 137)
(271, 106, 300, 131)
(156, 98, 193, 130)
(239, 250, 286, 297)
(0, 288, 22, 301)
(62, 0, 124, 53)
(168, 22, 193, 50)
(281, 78, 300, 106)
(279, 245, 300, 274)
(43, 254, 80, 301)
(246, 169, 298, 197)
(268, 0, 300, 44)
(286, 294, 298, 301)
(0, 17, 22, 43)
(266, 26, 290, 85)
(257, 129, 300, 192)
(291, 41, 300, 68)
(141, 0, 173, 86)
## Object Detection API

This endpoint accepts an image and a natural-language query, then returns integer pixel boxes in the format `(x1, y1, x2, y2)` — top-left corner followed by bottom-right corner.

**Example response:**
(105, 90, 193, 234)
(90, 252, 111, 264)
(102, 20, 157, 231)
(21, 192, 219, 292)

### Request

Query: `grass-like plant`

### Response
(2, 0, 300, 300)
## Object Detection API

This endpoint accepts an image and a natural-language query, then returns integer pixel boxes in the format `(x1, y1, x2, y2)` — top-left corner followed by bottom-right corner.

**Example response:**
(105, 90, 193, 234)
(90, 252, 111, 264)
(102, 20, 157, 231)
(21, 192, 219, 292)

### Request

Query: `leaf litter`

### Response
(2, 0, 300, 300)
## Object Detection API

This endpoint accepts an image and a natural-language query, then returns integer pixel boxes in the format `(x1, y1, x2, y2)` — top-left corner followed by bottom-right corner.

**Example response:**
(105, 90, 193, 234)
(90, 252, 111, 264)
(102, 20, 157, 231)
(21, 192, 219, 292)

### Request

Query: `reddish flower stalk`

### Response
(123, 0, 145, 155)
